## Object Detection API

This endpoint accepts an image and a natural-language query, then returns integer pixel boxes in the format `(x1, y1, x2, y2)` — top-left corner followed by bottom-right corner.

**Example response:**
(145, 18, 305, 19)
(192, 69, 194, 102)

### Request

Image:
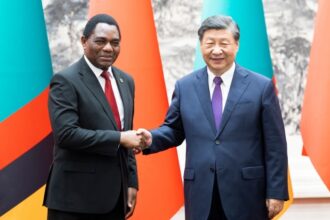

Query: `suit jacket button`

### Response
(215, 140, 220, 145)
(210, 167, 215, 172)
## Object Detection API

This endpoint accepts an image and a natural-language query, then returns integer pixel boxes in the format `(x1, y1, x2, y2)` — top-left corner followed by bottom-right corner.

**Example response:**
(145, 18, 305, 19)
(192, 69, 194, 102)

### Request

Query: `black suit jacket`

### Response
(43, 57, 138, 214)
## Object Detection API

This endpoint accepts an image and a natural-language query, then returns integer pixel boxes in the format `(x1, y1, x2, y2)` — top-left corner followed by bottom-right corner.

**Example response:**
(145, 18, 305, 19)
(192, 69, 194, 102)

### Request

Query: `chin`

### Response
(211, 65, 225, 71)
(98, 63, 112, 70)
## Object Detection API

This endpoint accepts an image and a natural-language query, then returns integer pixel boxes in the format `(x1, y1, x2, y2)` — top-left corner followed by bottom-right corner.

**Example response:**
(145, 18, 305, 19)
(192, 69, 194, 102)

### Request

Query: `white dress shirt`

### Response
(207, 62, 235, 111)
(84, 56, 124, 129)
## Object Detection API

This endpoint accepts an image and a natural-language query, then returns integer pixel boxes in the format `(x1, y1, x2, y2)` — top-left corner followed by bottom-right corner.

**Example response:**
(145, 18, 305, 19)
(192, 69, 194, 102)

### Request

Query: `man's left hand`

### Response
(266, 199, 284, 219)
(126, 187, 137, 219)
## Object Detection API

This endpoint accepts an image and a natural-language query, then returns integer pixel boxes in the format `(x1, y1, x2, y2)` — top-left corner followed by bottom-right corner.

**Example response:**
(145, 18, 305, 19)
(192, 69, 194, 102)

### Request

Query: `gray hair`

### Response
(198, 15, 240, 41)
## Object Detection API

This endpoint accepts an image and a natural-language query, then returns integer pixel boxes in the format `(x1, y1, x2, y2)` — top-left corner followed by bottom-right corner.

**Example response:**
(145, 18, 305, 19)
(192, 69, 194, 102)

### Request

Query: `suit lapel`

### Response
(78, 58, 118, 129)
(194, 67, 217, 135)
(112, 68, 132, 131)
(217, 65, 250, 137)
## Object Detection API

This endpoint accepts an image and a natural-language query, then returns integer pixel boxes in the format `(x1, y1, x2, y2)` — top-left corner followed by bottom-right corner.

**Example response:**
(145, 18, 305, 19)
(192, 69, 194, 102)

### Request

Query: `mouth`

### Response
(211, 57, 224, 63)
(99, 56, 114, 62)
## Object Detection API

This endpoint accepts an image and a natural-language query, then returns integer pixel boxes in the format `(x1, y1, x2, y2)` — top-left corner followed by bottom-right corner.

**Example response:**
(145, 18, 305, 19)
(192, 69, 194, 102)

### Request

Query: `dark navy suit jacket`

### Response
(144, 64, 288, 220)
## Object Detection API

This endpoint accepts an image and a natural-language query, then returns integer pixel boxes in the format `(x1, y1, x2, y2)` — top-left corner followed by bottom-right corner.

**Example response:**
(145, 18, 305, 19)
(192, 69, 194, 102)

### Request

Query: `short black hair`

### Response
(198, 15, 240, 41)
(83, 14, 121, 39)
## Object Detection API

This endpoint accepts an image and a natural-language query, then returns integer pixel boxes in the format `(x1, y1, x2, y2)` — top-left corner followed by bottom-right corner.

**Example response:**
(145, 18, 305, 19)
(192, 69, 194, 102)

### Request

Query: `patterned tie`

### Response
(101, 71, 122, 130)
(212, 76, 223, 131)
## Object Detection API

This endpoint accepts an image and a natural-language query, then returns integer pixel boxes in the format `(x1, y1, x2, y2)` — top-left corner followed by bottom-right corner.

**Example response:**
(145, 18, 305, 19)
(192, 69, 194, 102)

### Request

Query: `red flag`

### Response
(88, 1, 184, 219)
(301, 0, 330, 190)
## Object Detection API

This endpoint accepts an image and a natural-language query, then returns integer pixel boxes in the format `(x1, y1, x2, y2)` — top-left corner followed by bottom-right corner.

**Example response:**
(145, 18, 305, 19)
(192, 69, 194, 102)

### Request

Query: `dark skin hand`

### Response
(125, 187, 137, 219)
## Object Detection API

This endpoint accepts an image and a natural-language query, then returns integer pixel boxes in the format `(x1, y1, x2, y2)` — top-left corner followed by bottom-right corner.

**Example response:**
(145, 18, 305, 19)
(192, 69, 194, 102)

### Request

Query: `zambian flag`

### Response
(0, 0, 53, 219)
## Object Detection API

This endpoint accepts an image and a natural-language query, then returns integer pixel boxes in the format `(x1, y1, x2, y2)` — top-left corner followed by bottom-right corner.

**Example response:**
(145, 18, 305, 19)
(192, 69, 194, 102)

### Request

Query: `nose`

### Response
(212, 44, 223, 55)
(103, 42, 113, 52)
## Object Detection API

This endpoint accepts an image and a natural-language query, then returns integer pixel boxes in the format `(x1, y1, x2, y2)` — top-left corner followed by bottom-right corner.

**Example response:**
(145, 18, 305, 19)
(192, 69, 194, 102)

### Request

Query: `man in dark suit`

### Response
(138, 15, 289, 220)
(44, 14, 142, 220)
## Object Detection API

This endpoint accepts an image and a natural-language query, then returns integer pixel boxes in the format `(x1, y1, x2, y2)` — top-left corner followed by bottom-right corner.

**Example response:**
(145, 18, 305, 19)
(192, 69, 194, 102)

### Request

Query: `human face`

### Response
(81, 23, 120, 70)
(200, 29, 239, 75)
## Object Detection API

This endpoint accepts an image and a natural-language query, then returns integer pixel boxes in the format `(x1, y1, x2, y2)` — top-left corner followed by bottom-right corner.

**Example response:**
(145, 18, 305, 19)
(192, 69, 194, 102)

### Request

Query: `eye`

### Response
(204, 41, 214, 48)
(111, 40, 120, 47)
(222, 40, 232, 45)
(94, 39, 106, 45)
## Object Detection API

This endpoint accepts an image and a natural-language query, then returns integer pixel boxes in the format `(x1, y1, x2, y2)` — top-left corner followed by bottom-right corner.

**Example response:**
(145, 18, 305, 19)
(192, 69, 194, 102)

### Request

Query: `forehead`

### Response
(92, 23, 120, 38)
(202, 29, 235, 41)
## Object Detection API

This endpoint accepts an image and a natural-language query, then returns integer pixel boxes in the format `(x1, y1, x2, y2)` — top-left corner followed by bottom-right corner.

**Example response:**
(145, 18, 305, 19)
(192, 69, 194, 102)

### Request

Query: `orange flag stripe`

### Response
(88, 1, 184, 219)
(300, 0, 330, 190)
(0, 89, 51, 169)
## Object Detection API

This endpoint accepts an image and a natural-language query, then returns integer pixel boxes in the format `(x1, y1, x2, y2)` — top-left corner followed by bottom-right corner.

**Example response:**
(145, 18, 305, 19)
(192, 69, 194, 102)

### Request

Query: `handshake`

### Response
(120, 128, 152, 153)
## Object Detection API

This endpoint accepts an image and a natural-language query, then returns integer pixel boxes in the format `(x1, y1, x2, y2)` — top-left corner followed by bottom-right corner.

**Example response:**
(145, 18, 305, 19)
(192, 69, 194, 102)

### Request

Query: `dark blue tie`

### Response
(212, 77, 223, 131)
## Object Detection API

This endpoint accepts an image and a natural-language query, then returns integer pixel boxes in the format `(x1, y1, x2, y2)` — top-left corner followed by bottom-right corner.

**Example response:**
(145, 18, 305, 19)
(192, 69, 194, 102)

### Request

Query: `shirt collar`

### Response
(84, 55, 113, 78)
(207, 62, 235, 87)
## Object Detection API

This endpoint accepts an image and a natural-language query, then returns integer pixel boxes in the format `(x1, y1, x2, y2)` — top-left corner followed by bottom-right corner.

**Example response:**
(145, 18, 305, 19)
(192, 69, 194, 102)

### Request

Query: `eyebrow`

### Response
(93, 36, 120, 41)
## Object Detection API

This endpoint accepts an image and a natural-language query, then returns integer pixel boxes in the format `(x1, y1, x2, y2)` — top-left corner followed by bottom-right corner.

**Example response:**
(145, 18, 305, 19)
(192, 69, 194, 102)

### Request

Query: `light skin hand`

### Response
(266, 199, 284, 219)
(120, 130, 144, 148)
(136, 128, 152, 147)
(125, 187, 137, 219)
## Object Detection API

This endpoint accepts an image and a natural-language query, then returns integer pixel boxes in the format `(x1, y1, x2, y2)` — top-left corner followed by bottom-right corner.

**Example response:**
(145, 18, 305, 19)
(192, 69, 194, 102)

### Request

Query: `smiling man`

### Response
(43, 14, 143, 220)
(138, 15, 289, 220)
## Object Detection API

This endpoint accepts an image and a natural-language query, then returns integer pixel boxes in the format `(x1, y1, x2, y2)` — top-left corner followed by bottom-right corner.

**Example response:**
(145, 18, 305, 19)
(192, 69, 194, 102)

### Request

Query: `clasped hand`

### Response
(120, 128, 152, 153)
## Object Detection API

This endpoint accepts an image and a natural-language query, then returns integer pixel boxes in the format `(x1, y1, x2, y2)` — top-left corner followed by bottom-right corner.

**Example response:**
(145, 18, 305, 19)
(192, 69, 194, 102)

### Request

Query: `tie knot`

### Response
(213, 76, 222, 85)
(101, 71, 110, 80)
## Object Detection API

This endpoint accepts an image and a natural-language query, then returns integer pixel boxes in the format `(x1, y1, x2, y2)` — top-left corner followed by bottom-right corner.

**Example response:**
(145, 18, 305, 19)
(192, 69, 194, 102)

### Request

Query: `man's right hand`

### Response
(120, 130, 145, 148)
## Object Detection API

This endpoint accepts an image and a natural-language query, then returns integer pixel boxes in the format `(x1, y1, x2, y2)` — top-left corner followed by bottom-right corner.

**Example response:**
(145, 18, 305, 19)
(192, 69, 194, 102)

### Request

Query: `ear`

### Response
(235, 40, 240, 53)
(199, 39, 203, 49)
(81, 36, 87, 49)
